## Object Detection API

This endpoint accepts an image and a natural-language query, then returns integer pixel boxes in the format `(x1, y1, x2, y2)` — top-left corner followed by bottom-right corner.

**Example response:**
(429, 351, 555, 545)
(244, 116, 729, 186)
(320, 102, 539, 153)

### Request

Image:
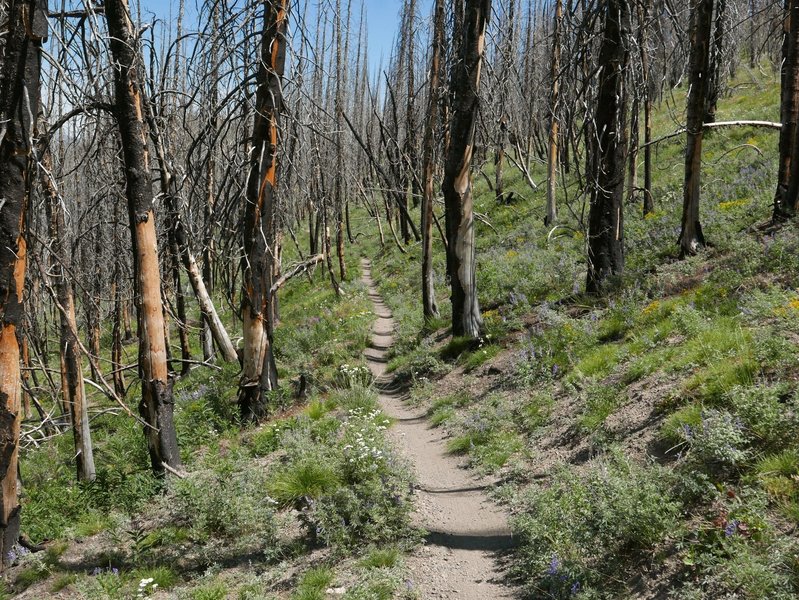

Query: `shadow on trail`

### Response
(424, 530, 517, 551)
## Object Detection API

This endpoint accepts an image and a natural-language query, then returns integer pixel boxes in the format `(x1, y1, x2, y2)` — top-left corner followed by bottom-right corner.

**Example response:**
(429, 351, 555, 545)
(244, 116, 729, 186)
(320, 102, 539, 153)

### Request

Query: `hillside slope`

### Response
(369, 70, 799, 598)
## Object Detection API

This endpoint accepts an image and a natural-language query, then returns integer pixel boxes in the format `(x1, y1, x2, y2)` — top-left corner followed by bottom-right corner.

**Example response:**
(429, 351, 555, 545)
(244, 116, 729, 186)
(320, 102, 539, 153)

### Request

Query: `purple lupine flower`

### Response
(725, 519, 739, 537)
(547, 555, 560, 576)
(571, 581, 582, 595)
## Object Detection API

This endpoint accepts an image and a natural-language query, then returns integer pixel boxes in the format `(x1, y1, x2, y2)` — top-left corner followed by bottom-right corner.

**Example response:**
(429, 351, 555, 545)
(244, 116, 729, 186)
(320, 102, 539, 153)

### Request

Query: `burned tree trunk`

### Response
(442, 0, 491, 339)
(679, 0, 714, 257)
(0, 0, 47, 564)
(422, 0, 445, 321)
(639, 0, 655, 216)
(106, 0, 181, 474)
(775, 0, 799, 219)
(704, 0, 727, 124)
(546, 0, 563, 225)
(586, 0, 629, 294)
(42, 151, 95, 483)
(238, 0, 288, 421)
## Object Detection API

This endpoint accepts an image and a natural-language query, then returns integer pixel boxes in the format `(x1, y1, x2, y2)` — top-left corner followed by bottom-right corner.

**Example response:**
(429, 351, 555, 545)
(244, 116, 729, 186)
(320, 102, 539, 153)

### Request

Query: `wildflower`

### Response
(570, 581, 581, 595)
(547, 555, 560, 576)
(724, 519, 740, 537)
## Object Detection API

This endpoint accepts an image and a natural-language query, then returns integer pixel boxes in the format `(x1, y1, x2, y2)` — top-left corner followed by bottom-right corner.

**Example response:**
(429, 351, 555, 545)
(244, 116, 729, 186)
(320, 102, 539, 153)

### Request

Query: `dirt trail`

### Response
(361, 259, 517, 600)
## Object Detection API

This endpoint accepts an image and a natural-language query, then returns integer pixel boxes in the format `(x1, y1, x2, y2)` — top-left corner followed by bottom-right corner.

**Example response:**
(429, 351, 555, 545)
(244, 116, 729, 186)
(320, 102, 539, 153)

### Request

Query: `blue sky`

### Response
(138, 0, 425, 73)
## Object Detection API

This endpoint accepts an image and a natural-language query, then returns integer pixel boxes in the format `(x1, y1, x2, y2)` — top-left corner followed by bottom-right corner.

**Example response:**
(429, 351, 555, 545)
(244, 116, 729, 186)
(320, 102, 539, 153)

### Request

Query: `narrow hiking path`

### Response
(361, 259, 517, 600)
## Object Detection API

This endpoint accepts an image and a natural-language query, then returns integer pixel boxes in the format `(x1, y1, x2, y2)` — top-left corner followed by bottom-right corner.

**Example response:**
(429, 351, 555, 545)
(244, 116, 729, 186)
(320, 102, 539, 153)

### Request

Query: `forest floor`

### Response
(361, 259, 517, 599)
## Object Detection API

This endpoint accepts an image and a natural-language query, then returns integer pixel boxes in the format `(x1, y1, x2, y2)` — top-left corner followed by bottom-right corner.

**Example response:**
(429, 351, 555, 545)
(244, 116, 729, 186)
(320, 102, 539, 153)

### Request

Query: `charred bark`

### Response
(421, 0, 444, 321)
(679, 0, 714, 257)
(586, 0, 630, 294)
(545, 0, 563, 225)
(442, 0, 491, 339)
(0, 0, 47, 565)
(238, 0, 288, 422)
(775, 0, 799, 219)
(106, 0, 181, 474)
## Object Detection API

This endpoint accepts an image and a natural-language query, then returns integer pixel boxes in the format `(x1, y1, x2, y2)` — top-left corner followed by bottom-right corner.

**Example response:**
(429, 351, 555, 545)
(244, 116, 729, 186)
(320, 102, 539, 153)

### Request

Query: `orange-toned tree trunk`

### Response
(238, 0, 289, 421)
(0, 0, 47, 565)
(106, 0, 181, 473)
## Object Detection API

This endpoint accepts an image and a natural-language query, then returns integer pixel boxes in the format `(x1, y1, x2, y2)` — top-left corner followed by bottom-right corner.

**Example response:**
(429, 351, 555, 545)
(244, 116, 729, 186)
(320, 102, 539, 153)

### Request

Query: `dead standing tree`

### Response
(238, 0, 288, 421)
(545, 0, 563, 225)
(443, 0, 491, 339)
(41, 149, 96, 483)
(105, 0, 182, 474)
(774, 0, 799, 220)
(421, 0, 446, 321)
(586, 0, 630, 294)
(0, 0, 47, 563)
(679, 0, 714, 257)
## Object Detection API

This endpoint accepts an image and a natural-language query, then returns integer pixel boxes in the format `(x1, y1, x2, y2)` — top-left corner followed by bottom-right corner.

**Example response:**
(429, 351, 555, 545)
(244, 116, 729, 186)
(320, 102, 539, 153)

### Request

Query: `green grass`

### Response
(292, 567, 335, 600)
(359, 547, 400, 569)
(269, 461, 341, 506)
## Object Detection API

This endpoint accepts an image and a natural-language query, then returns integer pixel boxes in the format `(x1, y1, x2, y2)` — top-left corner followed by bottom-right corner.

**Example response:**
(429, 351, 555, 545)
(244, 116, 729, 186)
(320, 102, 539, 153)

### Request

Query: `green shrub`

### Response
(248, 418, 298, 457)
(681, 409, 749, 473)
(167, 460, 277, 544)
(187, 580, 229, 600)
(512, 455, 680, 596)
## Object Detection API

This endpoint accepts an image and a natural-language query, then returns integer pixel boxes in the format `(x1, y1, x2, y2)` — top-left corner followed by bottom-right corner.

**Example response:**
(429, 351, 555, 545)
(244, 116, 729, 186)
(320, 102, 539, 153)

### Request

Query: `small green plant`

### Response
(51, 573, 78, 592)
(360, 547, 400, 569)
(680, 409, 749, 473)
(188, 579, 229, 600)
(463, 343, 501, 372)
(292, 567, 334, 600)
(269, 460, 341, 506)
(580, 383, 623, 432)
(335, 364, 373, 389)
(167, 460, 277, 544)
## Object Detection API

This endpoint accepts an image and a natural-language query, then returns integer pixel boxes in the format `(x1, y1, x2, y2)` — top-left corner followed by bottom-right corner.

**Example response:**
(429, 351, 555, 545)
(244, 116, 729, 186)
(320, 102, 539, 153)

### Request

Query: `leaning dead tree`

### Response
(238, 0, 289, 421)
(106, 0, 182, 474)
(442, 0, 491, 339)
(0, 0, 47, 564)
